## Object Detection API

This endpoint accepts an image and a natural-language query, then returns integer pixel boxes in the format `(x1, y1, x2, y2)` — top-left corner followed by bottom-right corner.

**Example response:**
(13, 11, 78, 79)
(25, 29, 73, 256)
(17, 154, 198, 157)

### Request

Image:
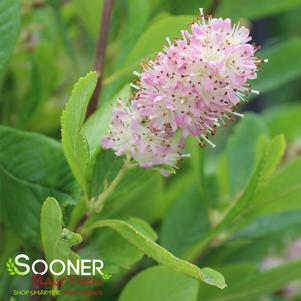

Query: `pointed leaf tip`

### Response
(201, 267, 227, 289)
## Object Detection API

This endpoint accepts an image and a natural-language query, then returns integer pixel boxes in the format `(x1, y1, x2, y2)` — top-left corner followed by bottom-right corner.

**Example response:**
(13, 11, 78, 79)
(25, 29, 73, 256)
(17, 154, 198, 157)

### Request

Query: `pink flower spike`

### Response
(101, 9, 265, 175)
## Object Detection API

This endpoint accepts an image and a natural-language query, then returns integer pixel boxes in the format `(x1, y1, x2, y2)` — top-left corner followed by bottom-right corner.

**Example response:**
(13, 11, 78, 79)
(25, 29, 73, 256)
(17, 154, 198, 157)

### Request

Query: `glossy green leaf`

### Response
(126, 15, 193, 66)
(161, 186, 210, 258)
(217, 0, 301, 20)
(0, 0, 20, 74)
(88, 149, 155, 205)
(105, 173, 164, 222)
(0, 229, 20, 279)
(156, 172, 194, 219)
(80, 218, 157, 274)
(89, 149, 124, 198)
(198, 260, 301, 301)
(84, 219, 226, 288)
(119, 266, 199, 301)
(73, 0, 104, 39)
(254, 156, 301, 214)
(112, 166, 155, 195)
(61, 71, 98, 195)
(263, 104, 301, 143)
(217, 135, 286, 232)
(187, 135, 286, 257)
(128, 217, 158, 240)
(225, 113, 269, 197)
(235, 210, 301, 239)
(17, 42, 58, 126)
(41, 197, 82, 274)
(169, 0, 211, 15)
(0, 126, 79, 242)
(115, 0, 150, 68)
(253, 38, 301, 94)
(198, 264, 258, 300)
(255, 135, 286, 181)
(187, 136, 206, 198)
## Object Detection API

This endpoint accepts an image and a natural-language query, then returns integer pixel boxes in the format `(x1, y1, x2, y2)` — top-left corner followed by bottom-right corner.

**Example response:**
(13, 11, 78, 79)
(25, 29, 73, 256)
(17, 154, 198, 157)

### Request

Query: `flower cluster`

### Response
(102, 9, 266, 175)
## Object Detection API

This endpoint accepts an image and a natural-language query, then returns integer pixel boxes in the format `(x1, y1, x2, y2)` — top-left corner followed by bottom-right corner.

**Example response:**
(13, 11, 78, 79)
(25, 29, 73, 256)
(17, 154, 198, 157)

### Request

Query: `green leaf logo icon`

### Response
(6, 257, 23, 276)
(102, 273, 112, 280)
(6, 258, 16, 276)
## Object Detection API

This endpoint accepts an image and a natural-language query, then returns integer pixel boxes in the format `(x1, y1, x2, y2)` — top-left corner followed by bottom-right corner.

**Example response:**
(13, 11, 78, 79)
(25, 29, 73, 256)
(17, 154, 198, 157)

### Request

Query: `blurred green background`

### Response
(1, 0, 301, 300)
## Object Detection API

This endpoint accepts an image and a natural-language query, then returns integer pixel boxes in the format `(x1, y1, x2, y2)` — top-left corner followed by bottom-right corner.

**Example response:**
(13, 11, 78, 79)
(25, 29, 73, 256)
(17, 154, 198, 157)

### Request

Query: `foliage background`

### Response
(1, 0, 301, 300)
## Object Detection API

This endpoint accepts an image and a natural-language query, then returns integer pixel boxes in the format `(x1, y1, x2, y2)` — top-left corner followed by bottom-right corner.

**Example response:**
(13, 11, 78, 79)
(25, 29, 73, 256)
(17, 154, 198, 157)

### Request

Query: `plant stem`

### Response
(89, 159, 133, 213)
(73, 159, 134, 237)
(208, 0, 221, 15)
(86, 0, 114, 119)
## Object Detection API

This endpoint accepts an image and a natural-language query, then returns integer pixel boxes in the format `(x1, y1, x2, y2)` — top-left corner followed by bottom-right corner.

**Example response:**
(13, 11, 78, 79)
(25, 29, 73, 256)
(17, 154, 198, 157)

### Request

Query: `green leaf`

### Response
(156, 172, 195, 219)
(119, 266, 199, 301)
(0, 126, 79, 242)
(89, 169, 164, 222)
(61, 71, 98, 195)
(187, 134, 286, 257)
(253, 156, 301, 214)
(114, 0, 150, 68)
(41, 197, 82, 273)
(0, 0, 20, 75)
(225, 113, 269, 197)
(126, 15, 193, 66)
(217, 0, 301, 20)
(204, 235, 282, 267)
(17, 42, 58, 127)
(114, 168, 155, 197)
(80, 218, 157, 274)
(235, 210, 301, 239)
(89, 149, 155, 202)
(102, 172, 163, 222)
(89, 150, 124, 198)
(217, 134, 286, 232)
(84, 219, 226, 289)
(82, 85, 131, 158)
(161, 186, 210, 258)
(197, 259, 301, 301)
(0, 230, 20, 281)
(169, 0, 211, 15)
(263, 104, 301, 143)
(128, 217, 158, 241)
(186, 136, 206, 198)
(197, 264, 259, 299)
(253, 38, 301, 94)
(255, 135, 286, 181)
(73, 0, 104, 39)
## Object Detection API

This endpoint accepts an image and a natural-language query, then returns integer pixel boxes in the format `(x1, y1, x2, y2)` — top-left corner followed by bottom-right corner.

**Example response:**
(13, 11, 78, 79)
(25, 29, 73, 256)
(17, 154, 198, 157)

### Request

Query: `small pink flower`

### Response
(101, 105, 134, 156)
